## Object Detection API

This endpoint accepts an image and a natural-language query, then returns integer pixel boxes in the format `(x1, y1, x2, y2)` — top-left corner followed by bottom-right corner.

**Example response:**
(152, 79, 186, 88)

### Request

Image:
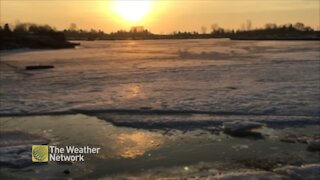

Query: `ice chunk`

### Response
(0, 130, 49, 168)
(211, 171, 285, 180)
(274, 164, 320, 180)
(222, 121, 264, 136)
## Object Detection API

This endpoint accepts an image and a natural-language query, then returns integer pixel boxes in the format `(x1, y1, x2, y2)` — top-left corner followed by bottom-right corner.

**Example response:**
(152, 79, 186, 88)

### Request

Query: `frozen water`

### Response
(0, 39, 319, 118)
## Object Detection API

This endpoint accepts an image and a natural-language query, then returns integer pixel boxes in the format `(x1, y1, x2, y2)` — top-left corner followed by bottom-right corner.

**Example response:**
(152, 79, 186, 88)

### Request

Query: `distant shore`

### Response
(230, 38, 320, 41)
(67, 37, 320, 41)
(2, 22, 319, 50)
(0, 36, 79, 50)
(0, 23, 79, 50)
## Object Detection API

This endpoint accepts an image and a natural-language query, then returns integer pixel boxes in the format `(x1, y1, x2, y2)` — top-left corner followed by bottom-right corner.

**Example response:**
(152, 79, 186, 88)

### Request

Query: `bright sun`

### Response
(113, 0, 152, 22)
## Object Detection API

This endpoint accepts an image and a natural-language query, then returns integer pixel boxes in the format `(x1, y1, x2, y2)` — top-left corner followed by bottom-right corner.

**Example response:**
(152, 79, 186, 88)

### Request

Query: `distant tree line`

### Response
(0, 23, 77, 50)
(230, 22, 319, 40)
(63, 24, 155, 40)
(63, 23, 107, 40)
(1, 21, 319, 50)
(60, 22, 319, 40)
(1, 23, 65, 40)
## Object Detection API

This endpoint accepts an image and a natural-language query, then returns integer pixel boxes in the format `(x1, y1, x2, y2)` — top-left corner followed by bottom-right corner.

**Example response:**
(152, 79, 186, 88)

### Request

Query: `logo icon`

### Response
(32, 145, 49, 162)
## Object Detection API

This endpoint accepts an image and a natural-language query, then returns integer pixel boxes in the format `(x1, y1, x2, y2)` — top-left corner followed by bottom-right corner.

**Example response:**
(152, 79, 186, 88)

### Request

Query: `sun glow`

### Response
(113, 0, 153, 22)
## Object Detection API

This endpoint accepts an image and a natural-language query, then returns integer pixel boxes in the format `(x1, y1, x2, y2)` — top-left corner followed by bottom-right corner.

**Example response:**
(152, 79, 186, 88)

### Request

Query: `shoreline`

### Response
(0, 110, 319, 130)
(67, 37, 320, 41)
(0, 48, 35, 56)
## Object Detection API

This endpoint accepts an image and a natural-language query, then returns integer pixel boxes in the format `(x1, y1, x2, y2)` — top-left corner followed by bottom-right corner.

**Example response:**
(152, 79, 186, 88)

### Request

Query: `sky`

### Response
(1, 0, 319, 33)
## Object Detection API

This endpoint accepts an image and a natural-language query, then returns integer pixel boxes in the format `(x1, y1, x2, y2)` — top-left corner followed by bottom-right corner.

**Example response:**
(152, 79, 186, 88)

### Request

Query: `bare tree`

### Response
(69, 23, 77, 31)
(201, 26, 207, 34)
(211, 24, 219, 32)
(294, 22, 305, 31)
(265, 23, 277, 29)
(246, 19, 252, 30)
(3, 23, 11, 33)
(240, 23, 245, 31)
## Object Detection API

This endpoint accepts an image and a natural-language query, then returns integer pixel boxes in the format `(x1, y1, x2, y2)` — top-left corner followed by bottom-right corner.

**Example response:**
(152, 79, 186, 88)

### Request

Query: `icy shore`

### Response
(0, 115, 319, 179)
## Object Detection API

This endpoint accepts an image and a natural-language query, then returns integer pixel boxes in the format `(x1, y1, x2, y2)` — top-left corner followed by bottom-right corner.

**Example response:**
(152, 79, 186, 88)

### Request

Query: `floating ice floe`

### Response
(25, 65, 54, 70)
(211, 171, 285, 180)
(0, 130, 49, 168)
(222, 121, 265, 137)
(274, 164, 320, 180)
(279, 134, 320, 151)
(307, 141, 320, 151)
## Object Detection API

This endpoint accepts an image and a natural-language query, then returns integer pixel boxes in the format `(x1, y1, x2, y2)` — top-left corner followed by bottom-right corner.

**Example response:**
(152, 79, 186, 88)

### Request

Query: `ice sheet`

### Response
(0, 39, 319, 118)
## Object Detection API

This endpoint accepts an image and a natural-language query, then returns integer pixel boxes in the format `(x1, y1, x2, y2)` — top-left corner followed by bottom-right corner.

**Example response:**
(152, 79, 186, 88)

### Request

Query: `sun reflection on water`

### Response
(0, 115, 165, 160)
(118, 84, 143, 99)
(116, 132, 163, 158)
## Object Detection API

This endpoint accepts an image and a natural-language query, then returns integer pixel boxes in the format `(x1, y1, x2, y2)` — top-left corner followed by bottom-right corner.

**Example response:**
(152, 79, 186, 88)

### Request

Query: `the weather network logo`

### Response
(32, 145, 101, 162)
(32, 145, 49, 162)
